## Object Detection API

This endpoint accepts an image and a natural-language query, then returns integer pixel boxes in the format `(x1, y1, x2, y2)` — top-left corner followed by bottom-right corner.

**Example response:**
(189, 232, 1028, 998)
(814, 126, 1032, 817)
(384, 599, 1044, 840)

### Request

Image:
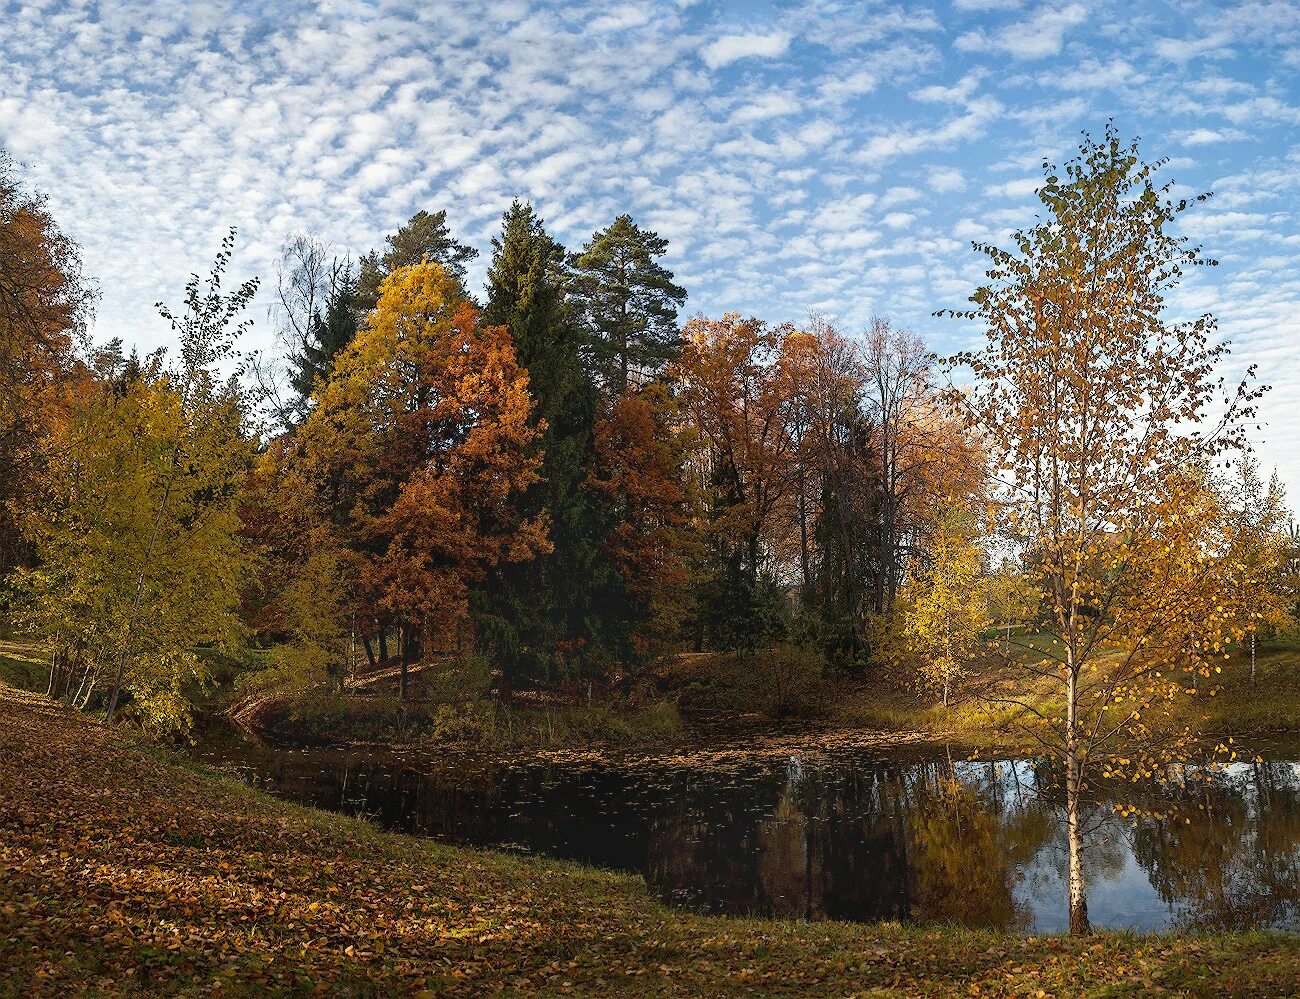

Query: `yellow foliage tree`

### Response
(16, 367, 249, 735)
(896, 509, 987, 707)
(944, 128, 1270, 934)
(15, 232, 256, 734)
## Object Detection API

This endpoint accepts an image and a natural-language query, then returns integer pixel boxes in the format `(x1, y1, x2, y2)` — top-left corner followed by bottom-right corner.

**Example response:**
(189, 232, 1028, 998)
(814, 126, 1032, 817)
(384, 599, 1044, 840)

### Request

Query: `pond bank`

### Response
(3, 683, 1299, 996)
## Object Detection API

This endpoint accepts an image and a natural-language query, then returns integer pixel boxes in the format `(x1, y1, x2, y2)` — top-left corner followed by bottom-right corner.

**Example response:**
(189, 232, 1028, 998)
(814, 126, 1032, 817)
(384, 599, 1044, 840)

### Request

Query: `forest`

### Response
(5, 125, 1300, 994)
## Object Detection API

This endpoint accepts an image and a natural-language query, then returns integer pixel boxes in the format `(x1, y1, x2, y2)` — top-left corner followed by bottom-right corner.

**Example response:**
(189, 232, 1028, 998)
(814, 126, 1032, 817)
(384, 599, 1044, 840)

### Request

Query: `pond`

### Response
(192, 722, 1300, 935)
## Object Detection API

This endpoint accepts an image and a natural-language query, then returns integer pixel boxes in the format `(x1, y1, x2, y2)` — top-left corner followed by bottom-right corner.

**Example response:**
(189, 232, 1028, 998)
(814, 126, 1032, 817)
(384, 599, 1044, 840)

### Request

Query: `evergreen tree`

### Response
(476, 201, 604, 685)
(569, 214, 686, 396)
(356, 209, 478, 311)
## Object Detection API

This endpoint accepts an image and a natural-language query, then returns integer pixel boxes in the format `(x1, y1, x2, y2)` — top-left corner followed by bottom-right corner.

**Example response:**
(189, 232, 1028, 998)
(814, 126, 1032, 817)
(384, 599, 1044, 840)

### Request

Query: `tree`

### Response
(861, 318, 980, 615)
(476, 201, 605, 684)
(1223, 458, 1291, 681)
(16, 357, 250, 735)
(944, 127, 1267, 934)
(675, 314, 803, 652)
(299, 262, 548, 700)
(355, 209, 478, 311)
(0, 151, 96, 578)
(781, 318, 876, 664)
(102, 230, 257, 725)
(238, 437, 354, 693)
(893, 509, 987, 707)
(586, 384, 696, 663)
(569, 214, 686, 396)
(259, 233, 358, 426)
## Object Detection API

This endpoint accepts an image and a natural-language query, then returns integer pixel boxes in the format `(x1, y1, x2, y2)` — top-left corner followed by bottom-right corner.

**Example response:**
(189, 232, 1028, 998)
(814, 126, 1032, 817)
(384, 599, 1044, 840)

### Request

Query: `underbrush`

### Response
(267, 684, 683, 749)
(672, 644, 834, 718)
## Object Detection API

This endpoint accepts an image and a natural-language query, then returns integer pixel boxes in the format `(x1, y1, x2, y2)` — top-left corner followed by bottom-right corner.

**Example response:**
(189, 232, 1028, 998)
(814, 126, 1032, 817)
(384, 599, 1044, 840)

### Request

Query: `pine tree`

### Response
(569, 214, 686, 396)
(477, 202, 604, 685)
(356, 209, 478, 311)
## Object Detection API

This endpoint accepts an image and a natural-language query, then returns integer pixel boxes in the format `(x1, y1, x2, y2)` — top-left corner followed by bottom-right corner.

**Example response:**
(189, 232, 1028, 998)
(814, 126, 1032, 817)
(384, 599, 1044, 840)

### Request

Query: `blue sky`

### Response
(4, 0, 1300, 488)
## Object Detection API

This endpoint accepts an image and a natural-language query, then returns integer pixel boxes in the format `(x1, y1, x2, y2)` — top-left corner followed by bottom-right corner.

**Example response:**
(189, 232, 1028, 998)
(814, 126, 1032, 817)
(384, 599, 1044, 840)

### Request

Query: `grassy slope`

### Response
(0, 638, 45, 694)
(830, 639, 1300, 747)
(2, 685, 1299, 997)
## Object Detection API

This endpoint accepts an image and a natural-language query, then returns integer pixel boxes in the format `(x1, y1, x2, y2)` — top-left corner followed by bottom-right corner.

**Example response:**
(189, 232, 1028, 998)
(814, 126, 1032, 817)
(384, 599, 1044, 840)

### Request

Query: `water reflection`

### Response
(192, 724, 1300, 934)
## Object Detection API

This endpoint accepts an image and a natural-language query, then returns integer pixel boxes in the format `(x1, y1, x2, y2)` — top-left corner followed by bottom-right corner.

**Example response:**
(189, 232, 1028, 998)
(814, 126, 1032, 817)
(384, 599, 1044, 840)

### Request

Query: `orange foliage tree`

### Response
(586, 383, 696, 664)
(674, 314, 805, 650)
(0, 152, 95, 576)
(298, 262, 549, 698)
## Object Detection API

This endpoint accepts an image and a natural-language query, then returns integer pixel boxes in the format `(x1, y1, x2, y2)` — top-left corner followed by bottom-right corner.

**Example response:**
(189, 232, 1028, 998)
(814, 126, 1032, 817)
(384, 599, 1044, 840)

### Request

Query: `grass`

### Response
(828, 637, 1300, 749)
(0, 637, 46, 693)
(267, 685, 684, 749)
(1, 682, 1299, 996)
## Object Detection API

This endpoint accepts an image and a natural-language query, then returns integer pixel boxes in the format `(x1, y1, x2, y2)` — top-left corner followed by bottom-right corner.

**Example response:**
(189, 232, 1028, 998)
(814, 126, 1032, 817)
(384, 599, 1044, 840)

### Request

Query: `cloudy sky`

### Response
(4, 0, 1300, 487)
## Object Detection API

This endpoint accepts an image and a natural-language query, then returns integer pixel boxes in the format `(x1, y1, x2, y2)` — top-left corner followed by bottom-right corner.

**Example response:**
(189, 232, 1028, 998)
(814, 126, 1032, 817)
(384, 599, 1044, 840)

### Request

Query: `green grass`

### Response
(0, 638, 45, 693)
(264, 683, 685, 749)
(829, 639, 1300, 747)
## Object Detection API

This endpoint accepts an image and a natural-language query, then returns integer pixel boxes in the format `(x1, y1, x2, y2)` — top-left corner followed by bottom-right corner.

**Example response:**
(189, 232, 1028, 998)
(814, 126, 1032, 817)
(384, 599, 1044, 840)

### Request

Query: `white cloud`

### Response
(701, 31, 791, 70)
(1175, 128, 1247, 146)
(926, 166, 967, 193)
(856, 97, 1002, 165)
(730, 92, 800, 124)
(4, 0, 1300, 495)
(1051, 57, 1143, 91)
(911, 71, 986, 104)
(984, 176, 1040, 199)
(1154, 31, 1234, 62)
(955, 3, 1088, 60)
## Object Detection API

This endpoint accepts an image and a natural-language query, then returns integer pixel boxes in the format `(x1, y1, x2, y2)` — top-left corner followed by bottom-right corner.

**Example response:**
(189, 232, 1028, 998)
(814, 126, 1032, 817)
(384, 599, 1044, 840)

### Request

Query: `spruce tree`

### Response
(477, 201, 604, 685)
(569, 214, 686, 396)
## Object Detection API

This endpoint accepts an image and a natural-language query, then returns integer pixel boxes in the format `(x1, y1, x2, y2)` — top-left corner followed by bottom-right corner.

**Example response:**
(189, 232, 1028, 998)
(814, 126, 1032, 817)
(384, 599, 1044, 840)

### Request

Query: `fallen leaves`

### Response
(1, 683, 1298, 996)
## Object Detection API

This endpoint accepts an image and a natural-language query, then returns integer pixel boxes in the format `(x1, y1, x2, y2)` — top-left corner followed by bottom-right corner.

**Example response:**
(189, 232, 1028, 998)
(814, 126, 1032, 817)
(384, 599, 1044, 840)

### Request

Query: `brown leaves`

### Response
(297, 262, 548, 649)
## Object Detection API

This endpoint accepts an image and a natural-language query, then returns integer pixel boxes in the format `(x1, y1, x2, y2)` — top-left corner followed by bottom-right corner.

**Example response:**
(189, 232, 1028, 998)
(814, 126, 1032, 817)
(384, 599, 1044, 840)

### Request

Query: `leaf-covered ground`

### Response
(2, 685, 1298, 997)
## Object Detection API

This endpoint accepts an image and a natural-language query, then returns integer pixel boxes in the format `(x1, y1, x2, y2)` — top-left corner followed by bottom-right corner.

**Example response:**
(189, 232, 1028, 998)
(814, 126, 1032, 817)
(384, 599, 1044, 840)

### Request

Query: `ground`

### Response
(2, 683, 1299, 997)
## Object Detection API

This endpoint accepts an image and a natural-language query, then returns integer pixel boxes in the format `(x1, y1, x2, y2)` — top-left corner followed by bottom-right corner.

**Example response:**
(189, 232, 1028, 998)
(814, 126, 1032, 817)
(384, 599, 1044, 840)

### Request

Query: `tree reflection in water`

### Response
(193, 722, 1300, 933)
(1130, 762, 1300, 931)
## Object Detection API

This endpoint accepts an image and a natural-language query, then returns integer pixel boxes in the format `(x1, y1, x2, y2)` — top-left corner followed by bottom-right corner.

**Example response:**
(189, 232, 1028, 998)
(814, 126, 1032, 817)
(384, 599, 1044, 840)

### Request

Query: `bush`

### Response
(419, 655, 492, 704)
(676, 643, 830, 718)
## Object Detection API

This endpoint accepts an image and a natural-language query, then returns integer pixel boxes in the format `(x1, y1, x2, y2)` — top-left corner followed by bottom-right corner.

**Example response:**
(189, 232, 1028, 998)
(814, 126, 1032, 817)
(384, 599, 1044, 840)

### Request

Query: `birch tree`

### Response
(944, 127, 1267, 934)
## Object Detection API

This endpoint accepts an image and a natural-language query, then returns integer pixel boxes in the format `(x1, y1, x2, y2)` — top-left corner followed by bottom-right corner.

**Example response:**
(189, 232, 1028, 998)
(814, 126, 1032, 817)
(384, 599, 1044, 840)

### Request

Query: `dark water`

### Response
(192, 722, 1300, 934)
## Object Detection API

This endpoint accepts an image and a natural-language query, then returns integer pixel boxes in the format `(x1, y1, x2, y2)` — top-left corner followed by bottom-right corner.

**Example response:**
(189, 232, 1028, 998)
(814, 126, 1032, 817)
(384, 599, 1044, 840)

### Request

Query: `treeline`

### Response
(4, 131, 1299, 745)
(0, 147, 988, 731)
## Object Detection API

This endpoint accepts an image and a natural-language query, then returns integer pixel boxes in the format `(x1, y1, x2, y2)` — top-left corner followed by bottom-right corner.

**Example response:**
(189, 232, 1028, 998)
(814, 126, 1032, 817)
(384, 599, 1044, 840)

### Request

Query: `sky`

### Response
(3, 0, 1300, 488)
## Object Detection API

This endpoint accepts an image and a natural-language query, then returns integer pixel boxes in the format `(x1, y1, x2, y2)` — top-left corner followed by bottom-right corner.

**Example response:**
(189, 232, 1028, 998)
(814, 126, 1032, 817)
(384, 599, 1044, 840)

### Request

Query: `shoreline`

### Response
(3, 681, 1300, 996)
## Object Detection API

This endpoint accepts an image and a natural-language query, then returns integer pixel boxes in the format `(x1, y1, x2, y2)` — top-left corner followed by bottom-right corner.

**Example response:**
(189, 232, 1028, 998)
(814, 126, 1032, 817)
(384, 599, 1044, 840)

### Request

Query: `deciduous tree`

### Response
(300, 262, 548, 699)
(893, 509, 987, 707)
(0, 151, 96, 577)
(944, 127, 1268, 934)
